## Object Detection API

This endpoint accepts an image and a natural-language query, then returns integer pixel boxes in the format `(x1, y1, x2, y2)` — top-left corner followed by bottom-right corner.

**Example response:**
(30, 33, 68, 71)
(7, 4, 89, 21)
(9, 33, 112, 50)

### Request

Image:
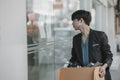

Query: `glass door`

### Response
(26, 0, 80, 80)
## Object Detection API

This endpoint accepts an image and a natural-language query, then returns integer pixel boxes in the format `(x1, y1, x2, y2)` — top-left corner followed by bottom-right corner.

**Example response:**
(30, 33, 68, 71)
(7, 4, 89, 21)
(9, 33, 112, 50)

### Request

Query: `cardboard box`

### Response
(58, 67, 95, 80)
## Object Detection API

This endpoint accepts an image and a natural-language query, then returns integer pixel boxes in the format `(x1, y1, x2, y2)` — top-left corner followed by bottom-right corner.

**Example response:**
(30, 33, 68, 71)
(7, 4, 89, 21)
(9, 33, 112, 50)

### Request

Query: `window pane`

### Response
(26, 0, 80, 80)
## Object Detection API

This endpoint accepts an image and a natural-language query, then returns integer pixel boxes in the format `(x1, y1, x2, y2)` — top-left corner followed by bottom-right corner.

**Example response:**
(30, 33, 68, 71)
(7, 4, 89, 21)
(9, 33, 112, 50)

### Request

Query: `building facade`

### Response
(0, 0, 117, 80)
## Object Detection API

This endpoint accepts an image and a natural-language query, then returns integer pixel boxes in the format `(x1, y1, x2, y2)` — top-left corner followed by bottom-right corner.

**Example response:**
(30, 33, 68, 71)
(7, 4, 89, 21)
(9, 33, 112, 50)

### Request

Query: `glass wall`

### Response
(26, 0, 80, 80)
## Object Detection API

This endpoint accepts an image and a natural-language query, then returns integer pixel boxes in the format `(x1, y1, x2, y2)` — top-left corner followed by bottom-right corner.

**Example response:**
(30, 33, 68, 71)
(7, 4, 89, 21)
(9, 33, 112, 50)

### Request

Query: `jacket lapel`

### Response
(76, 33, 83, 65)
(88, 29, 93, 62)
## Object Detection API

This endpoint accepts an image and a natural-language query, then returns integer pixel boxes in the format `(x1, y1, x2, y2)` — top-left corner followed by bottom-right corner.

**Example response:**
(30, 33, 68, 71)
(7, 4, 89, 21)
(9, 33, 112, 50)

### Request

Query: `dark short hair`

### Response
(71, 10, 91, 26)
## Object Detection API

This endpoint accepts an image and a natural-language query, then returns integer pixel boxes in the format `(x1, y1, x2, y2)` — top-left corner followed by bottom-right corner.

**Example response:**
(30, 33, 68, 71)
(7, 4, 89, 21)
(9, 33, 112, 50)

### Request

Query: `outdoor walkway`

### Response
(111, 52, 120, 80)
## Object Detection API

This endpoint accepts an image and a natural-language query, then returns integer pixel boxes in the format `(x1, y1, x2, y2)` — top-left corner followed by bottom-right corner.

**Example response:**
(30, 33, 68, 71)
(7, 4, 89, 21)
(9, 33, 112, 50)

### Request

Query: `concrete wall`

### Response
(107, 3, 116, 55)
(0, 0, 27, 80)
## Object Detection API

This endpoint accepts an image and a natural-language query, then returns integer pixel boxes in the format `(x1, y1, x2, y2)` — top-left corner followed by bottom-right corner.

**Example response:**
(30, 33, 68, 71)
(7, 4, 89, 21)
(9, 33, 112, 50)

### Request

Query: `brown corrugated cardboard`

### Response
(58, 67, 95, 80)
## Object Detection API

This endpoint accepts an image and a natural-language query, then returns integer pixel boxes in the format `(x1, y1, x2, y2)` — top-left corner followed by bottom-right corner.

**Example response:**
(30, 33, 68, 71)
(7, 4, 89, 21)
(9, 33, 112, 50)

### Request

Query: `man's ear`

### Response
(80, 18, 84, 22)
(79, 20, 81, 22)
(78, 18, 83, 23)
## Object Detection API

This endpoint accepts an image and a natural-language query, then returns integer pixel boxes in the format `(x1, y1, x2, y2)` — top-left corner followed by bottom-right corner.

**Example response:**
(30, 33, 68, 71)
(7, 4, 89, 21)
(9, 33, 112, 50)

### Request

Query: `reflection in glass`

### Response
(26, 0, 80, 80)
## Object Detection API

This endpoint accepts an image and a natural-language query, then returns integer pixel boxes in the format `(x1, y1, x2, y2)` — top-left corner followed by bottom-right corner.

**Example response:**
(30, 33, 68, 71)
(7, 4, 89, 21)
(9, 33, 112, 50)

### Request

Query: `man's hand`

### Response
(99, 64, 107, 78)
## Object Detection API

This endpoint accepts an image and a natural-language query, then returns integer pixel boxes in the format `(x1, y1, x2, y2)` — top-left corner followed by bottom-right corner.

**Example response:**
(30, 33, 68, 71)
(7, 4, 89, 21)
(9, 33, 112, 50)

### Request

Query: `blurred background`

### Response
(26, 0, 120, 80)
(0, 0, 120, 80)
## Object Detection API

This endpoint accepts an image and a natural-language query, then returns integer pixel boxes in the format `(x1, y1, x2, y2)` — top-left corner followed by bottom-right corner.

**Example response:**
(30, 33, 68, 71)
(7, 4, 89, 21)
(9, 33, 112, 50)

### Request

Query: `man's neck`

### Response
(82, 26, 90, 37)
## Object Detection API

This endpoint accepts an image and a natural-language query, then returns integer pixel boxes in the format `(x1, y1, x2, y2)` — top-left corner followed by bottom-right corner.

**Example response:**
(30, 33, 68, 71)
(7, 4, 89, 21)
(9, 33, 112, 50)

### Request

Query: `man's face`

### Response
(72, 19, 83, 30)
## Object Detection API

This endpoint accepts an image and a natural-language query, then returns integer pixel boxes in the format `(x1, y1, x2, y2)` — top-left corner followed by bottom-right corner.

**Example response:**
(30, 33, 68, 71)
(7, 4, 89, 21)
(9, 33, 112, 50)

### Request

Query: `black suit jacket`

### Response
(69, 29, 113, 80)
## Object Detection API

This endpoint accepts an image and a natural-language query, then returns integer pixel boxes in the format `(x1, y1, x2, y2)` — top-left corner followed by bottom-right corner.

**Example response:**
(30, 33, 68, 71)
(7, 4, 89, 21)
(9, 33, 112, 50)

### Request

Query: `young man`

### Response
(69, 10, 113, 80)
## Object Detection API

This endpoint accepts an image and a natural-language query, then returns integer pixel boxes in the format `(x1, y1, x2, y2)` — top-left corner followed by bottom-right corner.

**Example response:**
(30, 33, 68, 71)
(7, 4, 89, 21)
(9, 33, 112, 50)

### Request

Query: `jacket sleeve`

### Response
(101, 32, 113, 68)
(69, 37, 77, 63)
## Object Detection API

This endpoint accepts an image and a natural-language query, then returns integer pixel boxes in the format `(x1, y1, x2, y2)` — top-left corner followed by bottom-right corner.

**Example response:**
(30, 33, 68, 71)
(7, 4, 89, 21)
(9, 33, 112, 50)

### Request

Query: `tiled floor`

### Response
(111, 69, 120, 80)
(110, 53, 120, 80)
